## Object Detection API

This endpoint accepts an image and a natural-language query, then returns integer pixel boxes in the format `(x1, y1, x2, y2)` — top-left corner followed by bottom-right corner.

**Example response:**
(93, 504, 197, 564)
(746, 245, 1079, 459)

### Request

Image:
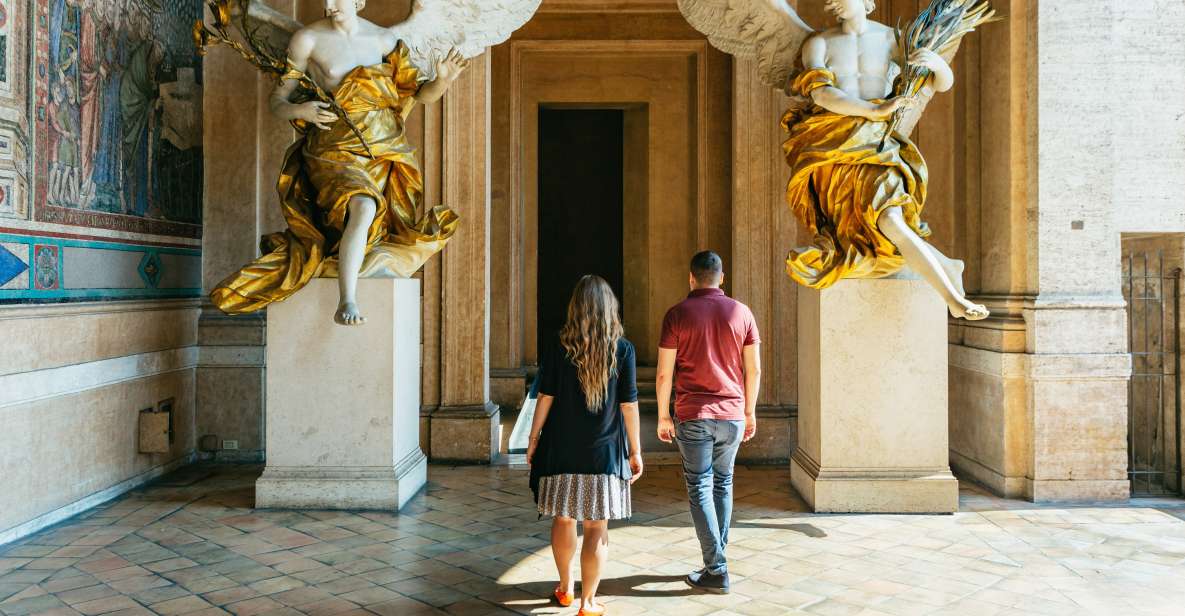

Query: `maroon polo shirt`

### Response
(659, 288, 760, 421)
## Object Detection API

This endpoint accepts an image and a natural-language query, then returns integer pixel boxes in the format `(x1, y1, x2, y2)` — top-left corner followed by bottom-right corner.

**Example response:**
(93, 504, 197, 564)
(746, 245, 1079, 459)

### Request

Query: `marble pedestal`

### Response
(791, 274, 959, 513)
(256, 279, 426, 510)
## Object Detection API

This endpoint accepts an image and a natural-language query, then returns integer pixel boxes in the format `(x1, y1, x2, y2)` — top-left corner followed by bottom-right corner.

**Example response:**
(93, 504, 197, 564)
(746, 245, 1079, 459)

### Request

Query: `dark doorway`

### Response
(537, 108, 625, 353)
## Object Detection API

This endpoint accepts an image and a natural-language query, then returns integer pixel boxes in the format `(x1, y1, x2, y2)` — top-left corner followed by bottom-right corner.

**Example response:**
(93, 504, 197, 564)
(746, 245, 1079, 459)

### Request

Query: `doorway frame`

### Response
(506, 39, 717, 366)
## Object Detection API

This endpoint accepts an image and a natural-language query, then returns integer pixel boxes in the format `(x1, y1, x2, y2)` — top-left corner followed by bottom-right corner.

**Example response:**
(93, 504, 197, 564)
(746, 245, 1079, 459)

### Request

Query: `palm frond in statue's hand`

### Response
(879, 0, 998, 152)
(193, 0, 375, 158)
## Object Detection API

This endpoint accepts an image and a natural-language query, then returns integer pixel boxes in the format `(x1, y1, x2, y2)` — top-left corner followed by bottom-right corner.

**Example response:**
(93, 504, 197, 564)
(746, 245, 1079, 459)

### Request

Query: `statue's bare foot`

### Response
(948, 297, 990, 321)
(940, 256, 967, 299)
(334, 302, 367, 326)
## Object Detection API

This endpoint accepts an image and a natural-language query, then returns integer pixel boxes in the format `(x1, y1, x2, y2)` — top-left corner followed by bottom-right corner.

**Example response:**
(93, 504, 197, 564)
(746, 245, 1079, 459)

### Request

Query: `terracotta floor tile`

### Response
(201, 586, 260, 606)
(294, 597, 360, 616)
(105, 575, 170, 594)
(55, 585, 119, 606)
(223, 596, 282, 616)
(71, 594, 141, 615)
(0, 594, 69, 616)
(150, 595, 216, 615)
(41, 575, 99, 594)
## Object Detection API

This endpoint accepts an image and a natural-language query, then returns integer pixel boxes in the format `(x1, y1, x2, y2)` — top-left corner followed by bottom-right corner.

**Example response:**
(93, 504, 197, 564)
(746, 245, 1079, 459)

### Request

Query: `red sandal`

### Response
(553, 586, 574, 607)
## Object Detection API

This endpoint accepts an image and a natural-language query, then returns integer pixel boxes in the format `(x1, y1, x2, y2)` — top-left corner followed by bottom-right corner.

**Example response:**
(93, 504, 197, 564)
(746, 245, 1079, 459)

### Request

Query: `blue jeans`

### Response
(674, 418, 744, 575)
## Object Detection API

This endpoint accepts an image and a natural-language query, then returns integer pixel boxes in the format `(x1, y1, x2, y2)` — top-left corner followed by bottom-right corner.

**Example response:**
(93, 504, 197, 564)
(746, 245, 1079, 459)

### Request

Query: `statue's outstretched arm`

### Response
(413, 49, 469, 105)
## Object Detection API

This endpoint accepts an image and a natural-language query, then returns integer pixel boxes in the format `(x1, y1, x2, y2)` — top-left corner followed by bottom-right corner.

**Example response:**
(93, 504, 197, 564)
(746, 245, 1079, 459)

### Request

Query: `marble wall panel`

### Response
(0, 370, 196, 539)
(0, 301, 199, 376)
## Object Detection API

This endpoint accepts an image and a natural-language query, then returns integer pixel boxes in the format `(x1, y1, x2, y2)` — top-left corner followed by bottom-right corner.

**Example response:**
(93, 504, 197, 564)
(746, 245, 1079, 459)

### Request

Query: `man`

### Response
(657, 251, 761, 594)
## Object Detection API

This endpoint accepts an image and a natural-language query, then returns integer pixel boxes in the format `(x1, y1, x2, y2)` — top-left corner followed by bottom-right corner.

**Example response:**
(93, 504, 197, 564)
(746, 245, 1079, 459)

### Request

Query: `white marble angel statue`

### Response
(206, 0, 541, 325)
(678, 0, 994, 320)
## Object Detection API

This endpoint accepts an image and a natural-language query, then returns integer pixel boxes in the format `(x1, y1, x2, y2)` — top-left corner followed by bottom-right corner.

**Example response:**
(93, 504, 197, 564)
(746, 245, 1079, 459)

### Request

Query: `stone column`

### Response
(792, 274, 959, 513)
(948, 0, 1130, 501)
(730, 59, 798, 463)
(1019, 0, 1129, 501)
(430, 53, 500, 463)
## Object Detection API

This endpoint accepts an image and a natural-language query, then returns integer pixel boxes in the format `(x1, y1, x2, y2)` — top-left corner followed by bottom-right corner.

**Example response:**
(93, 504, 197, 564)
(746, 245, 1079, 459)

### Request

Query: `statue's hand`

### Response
(871, 96, 915, 121)
(294, 101, 338, 130)
(434, 48, 470, 83)
(909, 48, 949, 75)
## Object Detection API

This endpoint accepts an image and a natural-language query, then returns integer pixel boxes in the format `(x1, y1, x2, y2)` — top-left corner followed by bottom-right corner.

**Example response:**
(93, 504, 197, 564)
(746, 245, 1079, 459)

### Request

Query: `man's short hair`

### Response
(690, 251, 723, 285)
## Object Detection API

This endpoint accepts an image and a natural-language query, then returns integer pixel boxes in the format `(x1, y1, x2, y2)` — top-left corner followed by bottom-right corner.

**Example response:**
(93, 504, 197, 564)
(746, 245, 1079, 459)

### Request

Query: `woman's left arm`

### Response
(525, 394, 554, 465)
(622, 402, 643, 483)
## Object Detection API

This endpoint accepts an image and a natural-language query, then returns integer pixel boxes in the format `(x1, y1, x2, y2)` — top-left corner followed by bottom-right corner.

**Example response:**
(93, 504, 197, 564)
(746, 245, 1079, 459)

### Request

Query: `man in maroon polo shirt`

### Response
(656, 251, 761, 595)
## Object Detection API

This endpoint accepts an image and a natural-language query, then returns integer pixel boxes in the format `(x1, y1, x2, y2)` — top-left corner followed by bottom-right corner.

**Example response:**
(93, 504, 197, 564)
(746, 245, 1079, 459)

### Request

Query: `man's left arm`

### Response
(742, 343, 762, 442)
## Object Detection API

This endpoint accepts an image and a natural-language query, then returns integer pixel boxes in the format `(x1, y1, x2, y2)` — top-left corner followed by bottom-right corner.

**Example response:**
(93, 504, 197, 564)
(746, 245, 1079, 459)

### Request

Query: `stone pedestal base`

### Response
(430, 403, 500, 464)
(257, 279, 426, 510)
(737, 406, 796, 464)
(792, 274, 959, 513)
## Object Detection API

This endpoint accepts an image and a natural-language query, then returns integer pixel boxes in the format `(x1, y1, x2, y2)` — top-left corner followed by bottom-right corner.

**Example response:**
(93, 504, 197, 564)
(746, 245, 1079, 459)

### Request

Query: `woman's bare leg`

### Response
(335, 195, 376, 325)
(877, 207, 989, 320)
(551, 517, 577, 596)
(579, 520, 609, 611)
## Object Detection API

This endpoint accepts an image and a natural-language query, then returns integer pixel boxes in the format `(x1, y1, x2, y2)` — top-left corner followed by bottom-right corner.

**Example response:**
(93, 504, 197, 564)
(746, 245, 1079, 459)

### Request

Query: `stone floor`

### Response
(2, 465, 1185, 616)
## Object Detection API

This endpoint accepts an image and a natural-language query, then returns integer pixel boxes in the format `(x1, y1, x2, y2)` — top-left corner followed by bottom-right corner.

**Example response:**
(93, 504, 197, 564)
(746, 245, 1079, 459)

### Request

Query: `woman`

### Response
(528, 275, 643, 616)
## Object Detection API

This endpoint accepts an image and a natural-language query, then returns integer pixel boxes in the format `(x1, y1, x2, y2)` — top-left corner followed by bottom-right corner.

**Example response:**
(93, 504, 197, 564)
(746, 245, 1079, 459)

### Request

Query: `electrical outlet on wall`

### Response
(222, 440, 239, 450)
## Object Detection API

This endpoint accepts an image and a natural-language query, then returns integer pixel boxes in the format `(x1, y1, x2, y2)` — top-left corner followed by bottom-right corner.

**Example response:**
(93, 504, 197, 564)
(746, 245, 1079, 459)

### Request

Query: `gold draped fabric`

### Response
(211, 42, 459, 315)
(782, 68, 930, 289)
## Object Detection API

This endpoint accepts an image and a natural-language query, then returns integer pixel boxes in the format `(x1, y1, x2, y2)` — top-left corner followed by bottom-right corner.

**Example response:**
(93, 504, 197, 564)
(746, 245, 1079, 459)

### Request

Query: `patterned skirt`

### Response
(537, 474, 632, 521)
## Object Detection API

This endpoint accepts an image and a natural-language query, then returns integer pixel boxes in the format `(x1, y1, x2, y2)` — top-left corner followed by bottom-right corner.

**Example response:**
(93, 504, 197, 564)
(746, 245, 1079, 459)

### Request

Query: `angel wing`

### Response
(391, 0, 543, 82)
(676, 0, 815, 91)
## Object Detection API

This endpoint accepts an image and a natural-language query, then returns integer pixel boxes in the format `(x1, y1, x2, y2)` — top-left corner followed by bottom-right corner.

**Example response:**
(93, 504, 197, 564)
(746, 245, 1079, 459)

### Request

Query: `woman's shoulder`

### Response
(616, 337, 636, 356)
(542, 334, 570, 366)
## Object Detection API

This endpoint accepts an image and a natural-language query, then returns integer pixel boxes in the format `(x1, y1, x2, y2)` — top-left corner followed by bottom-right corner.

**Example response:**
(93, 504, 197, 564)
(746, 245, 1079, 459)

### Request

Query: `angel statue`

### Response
(203, 0, 541, 325)
(678, 0, 995, 320)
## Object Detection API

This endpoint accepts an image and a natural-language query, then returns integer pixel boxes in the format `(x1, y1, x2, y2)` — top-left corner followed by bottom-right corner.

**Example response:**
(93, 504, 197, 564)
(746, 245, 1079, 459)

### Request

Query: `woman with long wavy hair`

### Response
(527, 275, 643, 616)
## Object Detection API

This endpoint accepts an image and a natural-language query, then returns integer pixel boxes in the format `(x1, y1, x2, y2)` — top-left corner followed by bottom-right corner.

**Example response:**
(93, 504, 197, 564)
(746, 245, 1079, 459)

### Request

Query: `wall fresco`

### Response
(35, 0, 203, 237)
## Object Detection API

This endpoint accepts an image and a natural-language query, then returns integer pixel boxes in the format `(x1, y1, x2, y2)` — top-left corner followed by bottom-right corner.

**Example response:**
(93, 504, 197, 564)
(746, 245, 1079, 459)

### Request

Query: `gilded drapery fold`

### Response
(211, 41, 458, 315)
(781, 68, 930, 290)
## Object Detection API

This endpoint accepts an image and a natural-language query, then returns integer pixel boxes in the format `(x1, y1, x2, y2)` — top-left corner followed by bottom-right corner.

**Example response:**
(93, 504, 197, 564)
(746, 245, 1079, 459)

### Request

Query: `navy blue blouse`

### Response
(529, 337, 639, 501)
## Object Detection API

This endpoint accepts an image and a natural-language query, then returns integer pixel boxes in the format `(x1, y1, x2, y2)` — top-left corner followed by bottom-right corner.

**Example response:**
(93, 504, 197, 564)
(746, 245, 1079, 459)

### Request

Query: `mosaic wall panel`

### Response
(34, 0, 204, 238)
(0, 0, 13, 96)
(0, 232, 200, 302)
(0, 0, 32, 223)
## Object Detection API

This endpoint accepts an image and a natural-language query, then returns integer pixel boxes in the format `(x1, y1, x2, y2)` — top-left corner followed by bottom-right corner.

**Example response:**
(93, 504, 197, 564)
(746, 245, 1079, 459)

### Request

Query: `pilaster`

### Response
(432, 53, 500, 463)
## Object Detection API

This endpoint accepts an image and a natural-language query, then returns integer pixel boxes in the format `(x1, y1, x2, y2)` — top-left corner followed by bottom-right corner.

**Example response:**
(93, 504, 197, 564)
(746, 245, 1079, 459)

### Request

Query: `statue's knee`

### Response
(346, 196, 377, 222)
(876, 207, 908, 239)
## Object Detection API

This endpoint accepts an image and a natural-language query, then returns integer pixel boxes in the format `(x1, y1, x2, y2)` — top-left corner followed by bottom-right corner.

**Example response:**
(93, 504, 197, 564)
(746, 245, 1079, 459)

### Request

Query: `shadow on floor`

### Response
(733, 521, 826, 537)
(512, 575, 696, 600)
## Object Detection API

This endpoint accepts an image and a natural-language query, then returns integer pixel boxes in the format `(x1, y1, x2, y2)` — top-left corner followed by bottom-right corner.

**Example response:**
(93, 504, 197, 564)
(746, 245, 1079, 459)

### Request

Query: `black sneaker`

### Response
(685, 568, 730, 594)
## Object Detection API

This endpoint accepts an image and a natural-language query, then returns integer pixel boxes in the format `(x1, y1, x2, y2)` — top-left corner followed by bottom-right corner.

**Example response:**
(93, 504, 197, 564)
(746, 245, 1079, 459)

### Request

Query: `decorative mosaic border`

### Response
(0, 231, 200, 303)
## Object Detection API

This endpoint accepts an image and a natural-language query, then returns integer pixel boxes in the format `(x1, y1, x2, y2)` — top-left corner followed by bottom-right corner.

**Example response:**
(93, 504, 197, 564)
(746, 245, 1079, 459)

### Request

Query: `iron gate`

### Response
(1123, 251, 1182, 496)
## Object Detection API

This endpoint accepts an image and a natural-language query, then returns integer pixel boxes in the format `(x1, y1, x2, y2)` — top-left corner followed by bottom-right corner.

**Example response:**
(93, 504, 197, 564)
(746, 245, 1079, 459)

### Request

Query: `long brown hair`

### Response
(559, 275, 624, 412)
